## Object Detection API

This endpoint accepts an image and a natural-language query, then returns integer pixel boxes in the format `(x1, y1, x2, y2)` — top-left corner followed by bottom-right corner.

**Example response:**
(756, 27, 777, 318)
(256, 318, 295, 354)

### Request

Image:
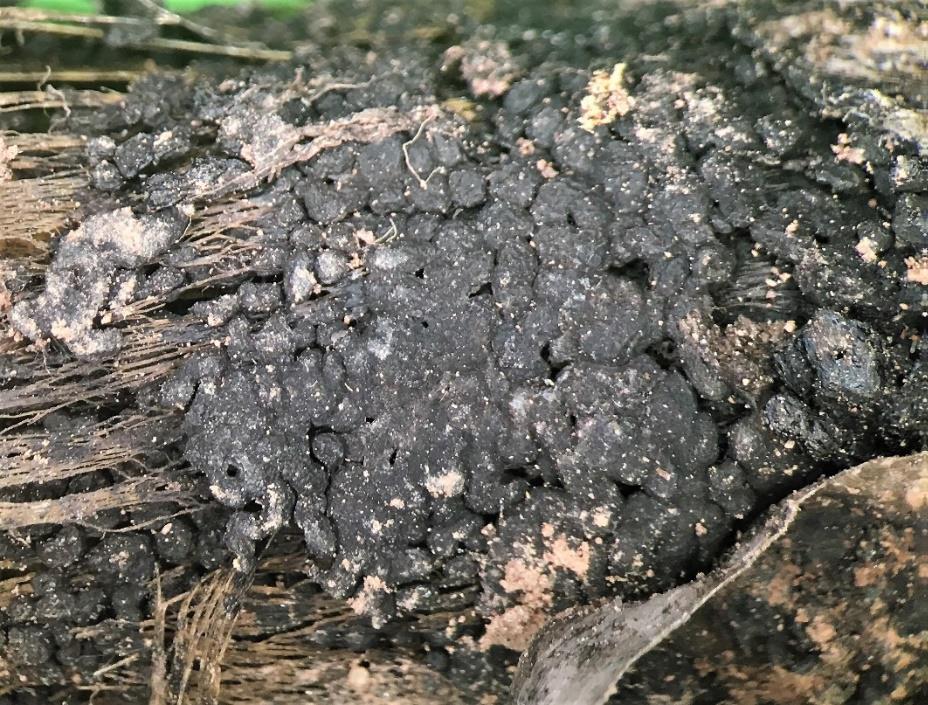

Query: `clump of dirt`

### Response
(0, 0, 926, 702)
(9, 207, 189, 358)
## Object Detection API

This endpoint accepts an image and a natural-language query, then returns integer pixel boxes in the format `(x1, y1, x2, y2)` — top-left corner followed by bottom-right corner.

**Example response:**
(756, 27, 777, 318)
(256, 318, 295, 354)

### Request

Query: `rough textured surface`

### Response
(514, 453, 928, 705)
(9, 207, 188, 358)
(0, 0, 926, 703)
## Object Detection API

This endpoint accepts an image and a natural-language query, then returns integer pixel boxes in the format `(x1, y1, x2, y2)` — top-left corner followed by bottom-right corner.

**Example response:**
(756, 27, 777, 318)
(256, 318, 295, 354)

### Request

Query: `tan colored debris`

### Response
(0, 134, 19, 182)
(905, 256, 928, 285)
(579, 63, 635, 132)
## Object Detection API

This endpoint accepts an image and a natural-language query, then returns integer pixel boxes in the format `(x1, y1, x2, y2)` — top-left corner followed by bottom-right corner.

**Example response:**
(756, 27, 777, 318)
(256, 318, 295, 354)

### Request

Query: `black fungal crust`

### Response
(1, 0, 926, 701)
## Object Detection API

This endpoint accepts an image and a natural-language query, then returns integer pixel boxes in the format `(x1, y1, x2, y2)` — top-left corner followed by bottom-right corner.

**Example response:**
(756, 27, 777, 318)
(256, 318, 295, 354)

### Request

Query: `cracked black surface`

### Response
(1, 0, 926, 701)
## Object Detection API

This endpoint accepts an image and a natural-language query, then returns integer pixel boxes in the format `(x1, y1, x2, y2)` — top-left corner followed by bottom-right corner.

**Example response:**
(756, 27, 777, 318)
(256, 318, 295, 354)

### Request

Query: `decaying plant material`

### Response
(0, 0, 926, 703)
(513, 452, 928, 705)
(0, 6, 291, 61)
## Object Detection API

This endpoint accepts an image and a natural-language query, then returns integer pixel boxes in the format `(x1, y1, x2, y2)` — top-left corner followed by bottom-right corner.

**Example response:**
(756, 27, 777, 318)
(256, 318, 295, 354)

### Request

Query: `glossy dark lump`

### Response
(1, 0, 926, 700)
